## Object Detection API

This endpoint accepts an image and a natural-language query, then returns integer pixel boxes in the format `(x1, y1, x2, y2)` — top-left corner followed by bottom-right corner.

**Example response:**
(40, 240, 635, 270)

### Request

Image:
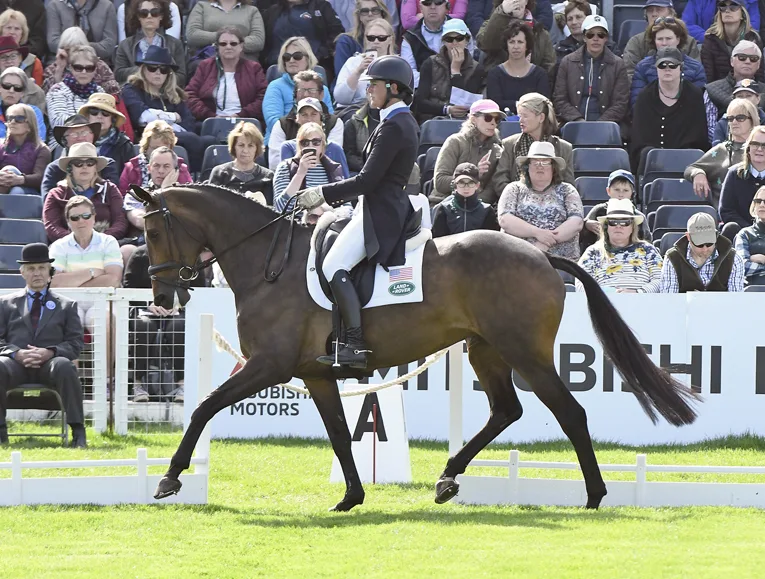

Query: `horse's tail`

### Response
(547, 254, 701, 426)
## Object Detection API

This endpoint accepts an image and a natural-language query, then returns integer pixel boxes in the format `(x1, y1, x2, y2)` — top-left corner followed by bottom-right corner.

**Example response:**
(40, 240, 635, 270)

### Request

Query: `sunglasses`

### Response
(735, 54, 761, 63)
(585, 31, 607, 39)
(717, 2, 741, 11)
(607, 219, 633, 227)
(87, 108, 112, 117)
(71, 64, 96, 73)
(145, 64, 171, 74)
(749, 140, 765, 150)
(283, 51, 305, 62)
(217, 41, 240, 47)
(299, 138, 323, 147)
(443, 34, 468, 43)
(358, 6, 382, 14)
(5, 115, 26, 123)
(477, 113, 501, 123)
(753, 198, 765, 205)
(0, 82, 23, 92)
(366, 34, 390, 42)
(70, 159, 98, 168)
(68, 212, 93, 222)
(726, 114, 751, 122)
(421, 0, 447, 5)
(691, 241, 714, 248)
(653, 16, 677, 25)
(657, 61, 680, 69)
(138, 8, 161, 17)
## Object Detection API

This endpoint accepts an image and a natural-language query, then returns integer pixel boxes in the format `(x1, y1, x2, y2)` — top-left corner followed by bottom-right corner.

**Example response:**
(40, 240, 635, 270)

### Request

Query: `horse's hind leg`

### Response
(154, 357, 284, 499)
(304, 378, 365, 512)
(435, 336, 523, 504)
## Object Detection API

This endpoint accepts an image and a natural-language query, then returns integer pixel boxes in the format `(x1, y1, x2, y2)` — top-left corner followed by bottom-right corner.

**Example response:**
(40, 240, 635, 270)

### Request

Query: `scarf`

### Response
(62, 72, 99, 99)
(137, 153, 151, 187)
(65, 0, 95, 41)
(95, 127, 121, 159)
(514, 132, 549, 159)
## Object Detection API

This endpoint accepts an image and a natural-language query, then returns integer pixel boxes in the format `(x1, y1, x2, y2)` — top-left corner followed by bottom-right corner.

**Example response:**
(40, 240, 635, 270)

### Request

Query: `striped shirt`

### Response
(49, 231, 123, 273)
(577, 243, 663, 293)
(660, 244, 745, 293)
(272, 160, 330, 213)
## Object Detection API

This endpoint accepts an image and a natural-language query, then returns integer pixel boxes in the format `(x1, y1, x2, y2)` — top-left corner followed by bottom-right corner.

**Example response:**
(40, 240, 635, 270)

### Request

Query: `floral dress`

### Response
(498, 181, 584, 259)
(577, 242, 664, 293)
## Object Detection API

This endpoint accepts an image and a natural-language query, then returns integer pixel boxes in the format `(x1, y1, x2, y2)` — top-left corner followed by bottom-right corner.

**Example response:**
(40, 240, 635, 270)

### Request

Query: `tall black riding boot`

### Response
(317, 270, 370, 369)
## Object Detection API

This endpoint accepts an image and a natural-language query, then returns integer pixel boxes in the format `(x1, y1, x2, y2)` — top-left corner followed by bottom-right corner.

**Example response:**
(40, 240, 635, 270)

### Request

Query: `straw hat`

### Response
(77, 93, 126, 128)
(597, 198, 644, 226)
(58, 142, 109, 172)
(516, 141, 566, 172)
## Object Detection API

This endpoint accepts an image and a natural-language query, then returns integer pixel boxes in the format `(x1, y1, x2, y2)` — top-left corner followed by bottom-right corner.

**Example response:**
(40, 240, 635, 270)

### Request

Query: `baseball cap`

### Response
(470, 99, 506, 118)
(582, 14, 609, 33)
(453, 162, 479, 183)
(733, 78, 762, 95)
(608, 169, 635, 188)
(297, 97, 322, 113)
(656, 46, 683, 66)
(643, 0, 673, 6)
(441, 18, 470, 39)
(687, 212, 717, 246)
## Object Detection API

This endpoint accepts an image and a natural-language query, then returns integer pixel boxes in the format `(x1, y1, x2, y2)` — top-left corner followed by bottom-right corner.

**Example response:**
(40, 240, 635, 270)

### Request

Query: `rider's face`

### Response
(367, 79, 395, 108)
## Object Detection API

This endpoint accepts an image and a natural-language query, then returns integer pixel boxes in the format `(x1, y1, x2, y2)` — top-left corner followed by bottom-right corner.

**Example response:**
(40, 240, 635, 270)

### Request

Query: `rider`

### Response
(295, 55, 419, 369)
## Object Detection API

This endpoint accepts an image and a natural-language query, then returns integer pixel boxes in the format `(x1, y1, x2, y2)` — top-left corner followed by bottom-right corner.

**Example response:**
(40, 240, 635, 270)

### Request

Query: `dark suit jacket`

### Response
(0, 289, 84, 360)
(321, 107, 419, 267)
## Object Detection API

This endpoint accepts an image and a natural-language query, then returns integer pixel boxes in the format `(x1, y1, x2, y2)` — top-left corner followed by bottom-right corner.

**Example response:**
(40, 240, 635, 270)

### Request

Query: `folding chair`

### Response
(6, 384, 68, 445)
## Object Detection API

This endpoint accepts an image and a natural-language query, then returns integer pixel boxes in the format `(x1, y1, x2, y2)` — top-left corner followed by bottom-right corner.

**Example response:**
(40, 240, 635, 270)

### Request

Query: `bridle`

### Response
(144, 194, 299, 291)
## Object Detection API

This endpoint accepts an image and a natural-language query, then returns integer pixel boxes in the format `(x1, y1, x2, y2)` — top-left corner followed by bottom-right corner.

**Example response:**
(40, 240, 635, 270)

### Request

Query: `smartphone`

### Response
(364, 50, 378, 59)
(302, 147, 317, 158)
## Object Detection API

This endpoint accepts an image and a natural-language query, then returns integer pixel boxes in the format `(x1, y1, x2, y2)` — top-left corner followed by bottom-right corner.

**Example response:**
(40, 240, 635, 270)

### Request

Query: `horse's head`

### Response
(130, 185, 206, 308)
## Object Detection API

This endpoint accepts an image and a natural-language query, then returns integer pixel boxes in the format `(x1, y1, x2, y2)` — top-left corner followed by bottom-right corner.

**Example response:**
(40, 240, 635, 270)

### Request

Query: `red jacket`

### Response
(43, 181, 129, 242)
(185, 57, 267, 122)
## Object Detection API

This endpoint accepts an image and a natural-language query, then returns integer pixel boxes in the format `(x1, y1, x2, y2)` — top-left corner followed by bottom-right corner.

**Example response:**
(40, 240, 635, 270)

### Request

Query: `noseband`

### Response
(144, 194, 298, 290)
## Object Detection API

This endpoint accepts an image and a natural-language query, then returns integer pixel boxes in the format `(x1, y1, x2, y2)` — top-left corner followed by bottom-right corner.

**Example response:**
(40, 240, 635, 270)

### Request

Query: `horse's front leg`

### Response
(155, 356, 286, 499)
(304, 377, 365, 512)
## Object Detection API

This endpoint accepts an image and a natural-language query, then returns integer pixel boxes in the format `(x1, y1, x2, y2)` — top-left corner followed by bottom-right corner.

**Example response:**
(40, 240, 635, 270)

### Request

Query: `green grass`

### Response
(2, 434, 765, 578)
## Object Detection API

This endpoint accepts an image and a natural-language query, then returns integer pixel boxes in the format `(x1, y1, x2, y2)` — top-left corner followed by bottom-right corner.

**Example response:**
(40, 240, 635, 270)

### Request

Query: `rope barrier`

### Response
(212, 329, 448, 397)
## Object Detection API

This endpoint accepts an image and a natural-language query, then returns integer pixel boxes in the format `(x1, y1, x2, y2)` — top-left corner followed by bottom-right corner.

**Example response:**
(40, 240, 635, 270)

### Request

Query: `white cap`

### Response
(582, 14, 609, 34)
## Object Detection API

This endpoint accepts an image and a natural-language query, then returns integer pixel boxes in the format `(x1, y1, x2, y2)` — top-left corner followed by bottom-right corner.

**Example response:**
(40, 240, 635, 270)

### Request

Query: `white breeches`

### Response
(322, 210, 367, 280)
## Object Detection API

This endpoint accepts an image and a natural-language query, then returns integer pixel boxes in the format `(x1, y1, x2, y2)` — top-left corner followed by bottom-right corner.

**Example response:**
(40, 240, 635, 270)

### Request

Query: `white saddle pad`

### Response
(306, 232, 429, 311)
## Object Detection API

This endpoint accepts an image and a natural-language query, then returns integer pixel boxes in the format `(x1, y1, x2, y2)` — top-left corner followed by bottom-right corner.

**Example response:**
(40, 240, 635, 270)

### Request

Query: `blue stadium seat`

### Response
(499, 121, 521, 139)
(0, 273, 25, 288)
(659, 231, 685, 256)
(421, 146, 441, 195)
(0, 244, 22, 272)
(652, 204, 718, 241)
(614, 7, 645, 45)
(0, 195, 42, 219)
(201, 117, 262, 143)
(617, 19, 646, 52)
(265, 64, 328, 85)
(201, 145, 233, 181)
(575, 176, 610, 202)
(645, 178, 706, 213)
(562, 122, 622, 148)
(565, 283, 576, 292)
(573, 148, 630, 177)
(744, 285, 765, 292)
(0, 219, 46, 244)
(641, 148, 705, 187)
(418, 119, 461, 156)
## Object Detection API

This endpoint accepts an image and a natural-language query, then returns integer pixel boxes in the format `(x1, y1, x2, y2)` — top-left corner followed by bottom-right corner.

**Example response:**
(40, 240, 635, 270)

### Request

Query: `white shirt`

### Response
(334, 54, 370, 107)
(380, 101, 408, 122)
(216, 72, 241, 117)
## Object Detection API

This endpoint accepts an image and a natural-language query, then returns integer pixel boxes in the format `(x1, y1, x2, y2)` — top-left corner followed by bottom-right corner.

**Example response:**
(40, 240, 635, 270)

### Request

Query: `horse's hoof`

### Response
(329, 491, 364, 512)
(154, 476, 182, 500)
(585, 489, 607, 509)
(435, 477, 459, 504)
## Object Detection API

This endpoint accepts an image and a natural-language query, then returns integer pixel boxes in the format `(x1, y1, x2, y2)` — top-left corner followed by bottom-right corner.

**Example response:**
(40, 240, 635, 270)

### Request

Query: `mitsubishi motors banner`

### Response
(183, 289, 765, 445)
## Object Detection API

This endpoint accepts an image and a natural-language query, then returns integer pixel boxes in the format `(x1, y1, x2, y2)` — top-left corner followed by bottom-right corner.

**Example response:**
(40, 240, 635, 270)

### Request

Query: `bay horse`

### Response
(131, 184, 700, 511)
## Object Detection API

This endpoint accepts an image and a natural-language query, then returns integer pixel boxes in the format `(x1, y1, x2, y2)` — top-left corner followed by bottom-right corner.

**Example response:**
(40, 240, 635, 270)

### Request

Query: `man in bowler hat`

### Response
(0, 243, 86, 447)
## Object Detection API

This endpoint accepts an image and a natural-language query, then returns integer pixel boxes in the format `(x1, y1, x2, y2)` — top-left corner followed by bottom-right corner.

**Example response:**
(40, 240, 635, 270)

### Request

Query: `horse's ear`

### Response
(129, 185, 154, 207)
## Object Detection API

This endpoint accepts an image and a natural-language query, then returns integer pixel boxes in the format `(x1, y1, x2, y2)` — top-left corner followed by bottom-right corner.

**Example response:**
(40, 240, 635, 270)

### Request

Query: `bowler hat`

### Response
(137, 46, 179, 70)
(17, 242, 54, 264)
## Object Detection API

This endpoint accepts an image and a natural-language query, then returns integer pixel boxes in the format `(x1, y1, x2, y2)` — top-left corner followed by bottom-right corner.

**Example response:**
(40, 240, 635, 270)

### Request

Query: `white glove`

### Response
(296, 187, 326, 210)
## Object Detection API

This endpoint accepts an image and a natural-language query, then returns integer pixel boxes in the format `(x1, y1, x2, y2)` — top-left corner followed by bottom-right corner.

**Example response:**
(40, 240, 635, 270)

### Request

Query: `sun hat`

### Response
(77, 93, 126, 128)
(582, 14, 609, 33)
(136, 45, 179, 70)
(517, 141, 566, 171)
(53, 114, 101, 147)
(297, 97, 323, 113)
(597, 198, 644, 225)
(0, 36, 28, 59)
(687, 212, 717, 246)
(58, 142, 109, 172)
(470, 99, 507, 119)
(441, 19, 470, 40)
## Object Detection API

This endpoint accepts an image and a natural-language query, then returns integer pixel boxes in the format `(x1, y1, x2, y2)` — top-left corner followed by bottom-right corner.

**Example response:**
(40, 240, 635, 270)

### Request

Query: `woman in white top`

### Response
(333, 18, 396, 108)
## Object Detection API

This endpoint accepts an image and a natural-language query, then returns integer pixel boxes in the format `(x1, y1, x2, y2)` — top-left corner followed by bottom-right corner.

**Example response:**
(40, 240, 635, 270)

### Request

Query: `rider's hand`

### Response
(296, 187, 326, 210)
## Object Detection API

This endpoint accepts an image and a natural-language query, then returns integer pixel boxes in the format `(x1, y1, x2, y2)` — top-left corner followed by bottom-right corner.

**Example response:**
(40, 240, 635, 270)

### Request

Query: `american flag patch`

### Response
(389, 267, 413, 282)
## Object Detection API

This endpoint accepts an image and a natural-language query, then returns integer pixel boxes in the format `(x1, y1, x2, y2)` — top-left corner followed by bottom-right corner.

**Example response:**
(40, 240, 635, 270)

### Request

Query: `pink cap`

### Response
(469, 99, 506, 118)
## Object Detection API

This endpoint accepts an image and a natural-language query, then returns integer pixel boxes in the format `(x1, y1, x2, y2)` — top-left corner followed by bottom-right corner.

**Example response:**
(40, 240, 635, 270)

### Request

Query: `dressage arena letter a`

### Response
(352, 393, 388, 441)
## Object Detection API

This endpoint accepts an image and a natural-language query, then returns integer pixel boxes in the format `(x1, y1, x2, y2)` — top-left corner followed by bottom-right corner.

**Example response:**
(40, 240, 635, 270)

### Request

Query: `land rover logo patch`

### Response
(389, 281, 415, 296)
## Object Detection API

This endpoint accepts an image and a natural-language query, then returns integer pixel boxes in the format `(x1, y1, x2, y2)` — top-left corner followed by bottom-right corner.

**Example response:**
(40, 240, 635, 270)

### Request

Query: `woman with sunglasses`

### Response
(401, 0, 466, 30)
(0, 103, 50, 196)
(186, 0, 266, 61)
(46, 46, 106, 134)
(42, 142, 128, 243)
(46, 0, 119, 64)
(117, 0, 181, 42)
(413, 19, 486, 123)
(114, 0, 186, 85)
(552, 0, 591, 66)
(719, 125, 765, 240)
(631, 46, 710, 174)
(623, 13, 700, 81)
(0, 10, 44, 86)
(430, 99, 504, 204)
(577, 198, 663, 293)
(78, 93, 134, 179)
(334, 0, 393, 76)
(686, 98, 758, 208)
(630, 17, 706, 108)
(734, 185, 765, 285)
(262, 37, 334, 143)
(700, 0, 762, 83)
(683, 0, 760, 44)
(0, 67, 45, 141)
(335, 18, 396, 109)
(123, 46, 217, 173)
(487, 20, 551, 116)
(272, 121, 344, 211)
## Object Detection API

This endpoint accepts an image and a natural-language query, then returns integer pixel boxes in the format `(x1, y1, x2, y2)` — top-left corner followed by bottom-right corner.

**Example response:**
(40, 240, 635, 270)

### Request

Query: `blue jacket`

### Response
(713, 107, 765, 144)
(683, 0, 760, 43)
(262, 73, 335, 143)
(334, 34, 362, 82)
(630, 54, 707, 107)
(465, 0, 552, 36)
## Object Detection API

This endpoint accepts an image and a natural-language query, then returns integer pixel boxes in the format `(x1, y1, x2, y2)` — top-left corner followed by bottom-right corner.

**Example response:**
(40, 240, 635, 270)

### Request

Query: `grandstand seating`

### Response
(418, 119, 462, 156)
(572, 148, 630, 178)
(201, 145, 233, 181)
(0, 273, 25, 288)
(645, 179, 706, 213)
(613, 7, 645, 45)
(499, 121, 521, 139)
(617, 19, 645, 52)
(562, 122, 622, 148)
(0, 219, 47, 245)
(744, 285, 765, 292)
(201, 117, 262, 143)
(658, 232, 685, 256)
(420, 147, 441, 195)
(640, 149, 705, 188)
(651, 205, 719, 241)
(0, 195, 43, 220)
(0, 245, 22, 273)
(575, 177, 611, 203)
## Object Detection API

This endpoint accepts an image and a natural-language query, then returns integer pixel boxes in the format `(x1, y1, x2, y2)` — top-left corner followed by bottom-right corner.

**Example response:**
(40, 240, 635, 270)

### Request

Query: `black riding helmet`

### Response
(361, 55, 415, 105)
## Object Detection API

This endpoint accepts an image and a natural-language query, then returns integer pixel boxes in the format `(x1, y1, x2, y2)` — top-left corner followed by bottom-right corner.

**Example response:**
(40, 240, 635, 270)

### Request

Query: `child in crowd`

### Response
(431, 162, 499, 238)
